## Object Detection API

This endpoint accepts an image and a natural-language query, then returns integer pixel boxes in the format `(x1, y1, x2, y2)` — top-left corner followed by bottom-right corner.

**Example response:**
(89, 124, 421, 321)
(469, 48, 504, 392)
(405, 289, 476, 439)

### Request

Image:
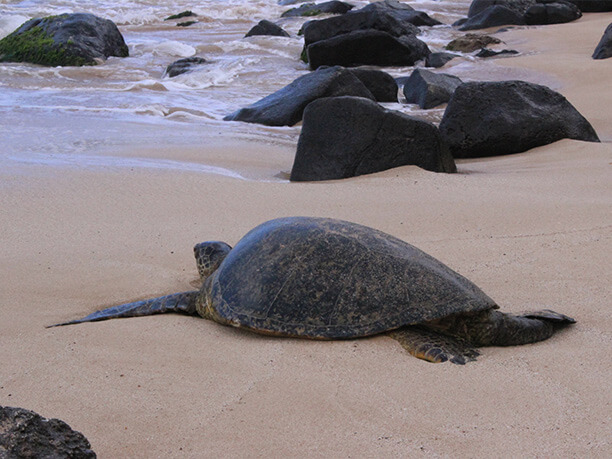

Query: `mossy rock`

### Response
(165, 11, 196, 21)
(0, 13, 128, 67)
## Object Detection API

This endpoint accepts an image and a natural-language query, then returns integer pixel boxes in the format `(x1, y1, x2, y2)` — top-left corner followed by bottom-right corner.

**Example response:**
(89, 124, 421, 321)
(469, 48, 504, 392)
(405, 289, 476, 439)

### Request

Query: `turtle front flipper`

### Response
(47, 291, 199, 327)
(389, 327, 480, 365)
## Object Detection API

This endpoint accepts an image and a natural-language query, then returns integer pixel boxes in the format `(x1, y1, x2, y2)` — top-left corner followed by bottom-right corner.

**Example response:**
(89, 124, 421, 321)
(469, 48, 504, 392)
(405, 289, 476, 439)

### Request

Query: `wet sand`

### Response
(1, 13, 611, 458)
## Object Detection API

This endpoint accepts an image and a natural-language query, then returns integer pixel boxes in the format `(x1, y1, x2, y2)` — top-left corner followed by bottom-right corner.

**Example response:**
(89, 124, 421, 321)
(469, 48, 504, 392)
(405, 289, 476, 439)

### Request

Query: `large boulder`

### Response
(223, 66, 375, 126)
(524, 1, 582, 25)
(245, 20, 290, 37)
(459, 5, 526, 30)
(281, 1, 354, 18)
(0, 406, 96, 458)
(306, 29, 430, 69)
(439, 80, 600, 158)
(403, 68, 463, 109)
(446, 33, 501, 52)
(0, 13, 128, 66)
(302, 8, 420, 47)
(164, 57, 207, 78)
(468, 0, 535, 17)
(290, 96, 456, 181)
(592, 22, 612, 59)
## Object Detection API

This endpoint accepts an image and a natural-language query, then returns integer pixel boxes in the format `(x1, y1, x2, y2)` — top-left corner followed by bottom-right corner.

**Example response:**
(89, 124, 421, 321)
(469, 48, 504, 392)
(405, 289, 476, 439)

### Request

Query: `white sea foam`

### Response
(150, 40, 196, 57)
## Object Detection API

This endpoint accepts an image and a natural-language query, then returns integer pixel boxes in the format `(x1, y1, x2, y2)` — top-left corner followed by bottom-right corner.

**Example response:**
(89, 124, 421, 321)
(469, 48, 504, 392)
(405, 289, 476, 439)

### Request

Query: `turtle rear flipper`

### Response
(47, 291, 199, 327)
(389, 326, 480, 365)
(518, 309, 576, 324)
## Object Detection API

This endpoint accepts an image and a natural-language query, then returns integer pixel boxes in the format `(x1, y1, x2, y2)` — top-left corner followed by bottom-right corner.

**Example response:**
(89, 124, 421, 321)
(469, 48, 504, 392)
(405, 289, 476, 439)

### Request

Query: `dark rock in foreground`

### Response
(290, 96, 456, 181)
(592, 22, 612, 59)
(307, 29, 430, 69)
(223, 66, 375, 126)
(525, 1, 582, 25)
(403, 68, 463, 109)
(426, 52, 459, 68)
(459, 5, 526, 30)
(0, 13, 128, 66)
(0, 406, 96, 458)
(245, 20, 290, 37)
(439, 80, 600, 158)
(475, 48, 519, 57)
(164, 57, 207, 78)
(282, 1, 354, 18)
(446, 33, 501, 52)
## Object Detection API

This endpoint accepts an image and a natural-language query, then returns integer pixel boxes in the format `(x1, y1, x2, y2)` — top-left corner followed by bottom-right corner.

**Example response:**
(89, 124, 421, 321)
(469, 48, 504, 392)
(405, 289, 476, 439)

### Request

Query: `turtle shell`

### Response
(206, 217, 496, 338)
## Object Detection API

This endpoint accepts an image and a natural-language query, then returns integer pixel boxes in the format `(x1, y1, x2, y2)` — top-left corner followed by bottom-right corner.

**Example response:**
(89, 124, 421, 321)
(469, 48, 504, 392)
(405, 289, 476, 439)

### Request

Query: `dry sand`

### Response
(1, 13, 611, 458)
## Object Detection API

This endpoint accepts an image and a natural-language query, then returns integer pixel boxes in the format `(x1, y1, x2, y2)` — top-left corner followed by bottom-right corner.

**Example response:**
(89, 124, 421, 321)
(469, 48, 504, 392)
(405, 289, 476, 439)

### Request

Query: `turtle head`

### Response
(194, 241, 232, 280)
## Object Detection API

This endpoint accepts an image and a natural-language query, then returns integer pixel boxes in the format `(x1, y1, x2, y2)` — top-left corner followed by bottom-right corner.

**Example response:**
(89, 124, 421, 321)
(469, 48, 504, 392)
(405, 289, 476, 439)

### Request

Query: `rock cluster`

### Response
(301, 0, 433, 69)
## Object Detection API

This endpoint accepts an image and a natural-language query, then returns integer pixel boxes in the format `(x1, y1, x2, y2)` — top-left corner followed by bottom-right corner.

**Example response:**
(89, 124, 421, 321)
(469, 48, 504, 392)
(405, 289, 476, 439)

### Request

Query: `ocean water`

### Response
(0, 0, 523, 178)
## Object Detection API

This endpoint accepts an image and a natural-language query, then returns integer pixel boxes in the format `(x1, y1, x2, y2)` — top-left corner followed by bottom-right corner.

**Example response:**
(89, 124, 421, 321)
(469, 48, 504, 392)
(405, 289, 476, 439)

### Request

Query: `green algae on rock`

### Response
(0, 13, 128, 67)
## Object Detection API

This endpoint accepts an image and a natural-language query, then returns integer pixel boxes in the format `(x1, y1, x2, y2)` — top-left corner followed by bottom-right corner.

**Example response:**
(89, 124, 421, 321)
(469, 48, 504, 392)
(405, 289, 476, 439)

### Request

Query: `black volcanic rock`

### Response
(359, 0, 442, 26)
(223, 66, 375, 126)
(403, 68, 463, 109)
(475, 48, 519, 57)
(525, 1, 582, 24)
(459, 5, 526, 30)
(281, 1, 354, 18)
(426, 52, 459, 68)
(306, 29, 430, 69)
(564, 0, 612, 12)
(439, 80, 600, 158)
(468, 0, 535, 17)
(245, 20, 290, 37)
(592, 22, 612, 59)
(302, 8, 420, 47)
(290, 96, 456, 181)
(164, 57, 207, 77)
(0, 406, 96, 458)
(347, 68, 399, 102)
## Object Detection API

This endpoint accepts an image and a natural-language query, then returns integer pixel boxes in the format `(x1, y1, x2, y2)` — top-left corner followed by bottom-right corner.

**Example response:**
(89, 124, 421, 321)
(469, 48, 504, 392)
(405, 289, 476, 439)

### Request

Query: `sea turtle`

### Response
(49, 217, 575, 364)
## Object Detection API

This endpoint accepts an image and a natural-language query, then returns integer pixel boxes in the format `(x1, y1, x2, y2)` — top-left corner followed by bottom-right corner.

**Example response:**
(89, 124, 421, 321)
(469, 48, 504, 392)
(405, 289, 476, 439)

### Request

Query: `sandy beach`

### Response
(1, 11, 611, 458)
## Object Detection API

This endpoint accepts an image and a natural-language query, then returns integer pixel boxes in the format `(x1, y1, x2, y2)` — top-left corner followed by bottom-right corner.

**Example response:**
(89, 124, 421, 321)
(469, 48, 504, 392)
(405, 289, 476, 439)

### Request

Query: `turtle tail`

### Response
(47, 291, 199, 327)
